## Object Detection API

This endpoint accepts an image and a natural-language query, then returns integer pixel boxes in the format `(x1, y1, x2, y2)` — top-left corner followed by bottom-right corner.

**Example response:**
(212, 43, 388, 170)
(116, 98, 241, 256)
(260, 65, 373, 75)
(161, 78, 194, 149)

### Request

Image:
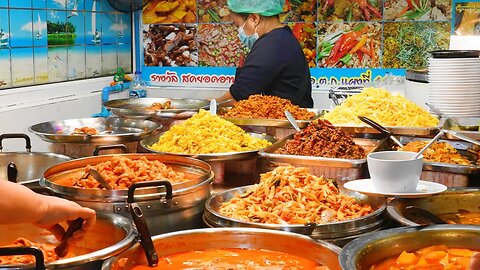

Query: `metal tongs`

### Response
(358, 116, 404, 147)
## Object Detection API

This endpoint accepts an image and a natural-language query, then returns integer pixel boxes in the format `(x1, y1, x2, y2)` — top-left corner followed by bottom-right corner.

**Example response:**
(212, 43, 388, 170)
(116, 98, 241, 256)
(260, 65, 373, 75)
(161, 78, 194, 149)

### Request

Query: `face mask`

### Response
(238, 20, 259, 49)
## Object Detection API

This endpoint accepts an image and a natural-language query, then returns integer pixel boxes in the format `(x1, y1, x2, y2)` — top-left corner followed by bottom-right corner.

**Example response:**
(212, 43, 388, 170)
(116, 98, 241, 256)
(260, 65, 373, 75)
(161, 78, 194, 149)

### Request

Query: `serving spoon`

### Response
(403, 206, 447, 225)
(54, 218, 85, 257)
(88, 168, 113, 190)
(285, 110, 301, 132)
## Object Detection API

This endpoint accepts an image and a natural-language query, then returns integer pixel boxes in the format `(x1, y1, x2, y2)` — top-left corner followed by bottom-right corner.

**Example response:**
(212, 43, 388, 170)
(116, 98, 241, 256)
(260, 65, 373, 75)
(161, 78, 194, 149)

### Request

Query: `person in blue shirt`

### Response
(216, 0, 313, 108)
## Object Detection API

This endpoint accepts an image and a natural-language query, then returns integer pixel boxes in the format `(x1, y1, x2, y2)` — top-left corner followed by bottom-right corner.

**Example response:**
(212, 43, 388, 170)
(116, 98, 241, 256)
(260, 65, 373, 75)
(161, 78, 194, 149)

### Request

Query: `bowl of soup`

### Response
(339, 225, 480, 270)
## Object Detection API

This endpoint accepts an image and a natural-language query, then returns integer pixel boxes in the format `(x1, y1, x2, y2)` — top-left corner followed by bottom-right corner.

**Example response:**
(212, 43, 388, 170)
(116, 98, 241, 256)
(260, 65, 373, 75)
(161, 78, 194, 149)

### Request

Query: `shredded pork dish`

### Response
(219, 166, 374, 225)
(275, 119, 366, 159)
(71, 156, 186, 189)
(221, 95, 316, 120)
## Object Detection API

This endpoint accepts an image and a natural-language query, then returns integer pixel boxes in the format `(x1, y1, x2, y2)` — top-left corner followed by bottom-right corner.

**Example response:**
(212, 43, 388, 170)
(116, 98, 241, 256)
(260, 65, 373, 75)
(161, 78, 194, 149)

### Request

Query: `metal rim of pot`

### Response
(101, 227, 344, 270)
(0, 133, 72, 185)
(0, 212, 137, 269)
(339, 224, 480, 270)
(40, 153, 213, 202)
(203, 185, 387, 239)
(387, 187, 480, 226)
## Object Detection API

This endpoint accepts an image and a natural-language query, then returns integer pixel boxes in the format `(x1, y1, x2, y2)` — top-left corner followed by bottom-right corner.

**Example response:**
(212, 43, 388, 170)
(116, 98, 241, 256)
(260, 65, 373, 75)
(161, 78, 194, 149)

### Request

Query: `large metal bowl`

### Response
(104, 98, 210, 120)
(29, 117, 160, 144)
(0, 212, 136, 269)
(339, 225, 480, 270)
(204, 185, 386, 245)
(102, 228, 342, 270)
(40, 153, 213, 235)
(388, 187, 480, 226)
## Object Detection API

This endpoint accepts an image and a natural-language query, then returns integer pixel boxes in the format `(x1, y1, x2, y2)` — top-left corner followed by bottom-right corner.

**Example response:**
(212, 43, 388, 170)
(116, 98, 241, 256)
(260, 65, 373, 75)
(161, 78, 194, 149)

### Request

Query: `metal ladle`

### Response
(285, 110, 301, 132)
(88, 168, 113, 190)
(358, 116, 403, 147)
(404, 206, 447, 225)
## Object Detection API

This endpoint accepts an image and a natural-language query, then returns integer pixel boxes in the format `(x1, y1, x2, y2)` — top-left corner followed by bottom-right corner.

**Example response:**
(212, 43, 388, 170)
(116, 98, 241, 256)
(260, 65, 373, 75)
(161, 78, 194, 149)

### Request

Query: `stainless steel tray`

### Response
(220, 108, 326, 128)
(204, 185, 386, 240)
(140, 132, 277, 162)
(443, 117, 480, 140)
(104, 98, 210, 119)
(375, 136, 480, 175)
(260, 133, 381, 168)
(332, 125, 439, 137)
(29, 117, 160, 144)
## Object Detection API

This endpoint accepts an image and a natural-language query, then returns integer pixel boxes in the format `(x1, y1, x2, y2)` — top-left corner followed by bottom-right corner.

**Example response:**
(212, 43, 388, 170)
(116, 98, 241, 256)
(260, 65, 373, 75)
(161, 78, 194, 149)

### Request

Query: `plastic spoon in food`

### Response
(404, 206, 447, 225)
(88, 168, 113, 190)
(358, 116, 403, 147)
(414, 130, 445, 159)
(285, 110, 301, 132)
(209, 99, 217, 116)
(54, 218, 85, 257)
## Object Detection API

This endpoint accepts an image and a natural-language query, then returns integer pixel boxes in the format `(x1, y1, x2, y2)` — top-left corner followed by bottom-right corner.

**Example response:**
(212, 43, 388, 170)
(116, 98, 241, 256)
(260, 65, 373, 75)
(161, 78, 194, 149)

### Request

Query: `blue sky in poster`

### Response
(9, 9, 33, 47)
(33, 0, 47, 9)
(67, 10, 86, 44)
(102, 12, 116, 44)
(67, 0, 85, 11)
(0, 0, 8, 7)
(33, 10, 48, 47)
(85, 0, 101, 12)
(9, 0, 31, 8)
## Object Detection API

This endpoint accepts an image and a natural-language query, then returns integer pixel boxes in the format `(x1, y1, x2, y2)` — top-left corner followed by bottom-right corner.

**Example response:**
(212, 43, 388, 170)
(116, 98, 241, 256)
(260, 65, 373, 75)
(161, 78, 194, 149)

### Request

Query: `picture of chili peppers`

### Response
(318, 0, 383, 21)
(281, 0, 316, 22)
(143, 24, 198, 67)
(198, 0, 231, 23)
(317, 22, 381, 68)
(198, 24, 248, 67)
(383, 22, 450, 69)
(289, 22, 317, 67)
(383, 0, 451, 21)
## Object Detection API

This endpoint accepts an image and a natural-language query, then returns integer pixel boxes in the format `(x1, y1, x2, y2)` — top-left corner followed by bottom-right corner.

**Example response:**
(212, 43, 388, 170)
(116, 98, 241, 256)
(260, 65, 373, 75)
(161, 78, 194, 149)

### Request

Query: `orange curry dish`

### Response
(0, 238, 73, 265)
(222, 94, 316, 120)
(69, 156, 187, 189)
(370, 245, 478, 270)
(131, 248, 331, 270)
(147, 101, 175, 111)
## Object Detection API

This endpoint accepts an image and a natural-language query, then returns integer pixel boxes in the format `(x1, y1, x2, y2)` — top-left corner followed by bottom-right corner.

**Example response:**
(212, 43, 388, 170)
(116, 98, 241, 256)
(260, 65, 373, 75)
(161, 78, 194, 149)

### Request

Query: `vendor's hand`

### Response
(34, 195, 96, 241)
(470, 252, 480, 270)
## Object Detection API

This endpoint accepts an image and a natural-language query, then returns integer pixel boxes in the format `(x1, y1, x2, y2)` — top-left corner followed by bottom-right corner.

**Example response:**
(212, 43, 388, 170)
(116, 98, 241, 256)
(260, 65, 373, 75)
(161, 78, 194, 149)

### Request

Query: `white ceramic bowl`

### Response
(367, 151, 423, 193)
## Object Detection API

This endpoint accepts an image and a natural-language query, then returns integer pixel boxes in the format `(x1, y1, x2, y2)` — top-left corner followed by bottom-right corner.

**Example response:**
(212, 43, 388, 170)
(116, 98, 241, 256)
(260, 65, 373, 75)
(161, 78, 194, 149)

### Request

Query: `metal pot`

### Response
(0, 134, 71, 187)
(388, 187, 480, 226)
(101, 228, 342, 270)
(339, 225, 480, 270)
(0, 212, 136, 269)
(40, 153, 213, 235)
(204, 185, 386, 246)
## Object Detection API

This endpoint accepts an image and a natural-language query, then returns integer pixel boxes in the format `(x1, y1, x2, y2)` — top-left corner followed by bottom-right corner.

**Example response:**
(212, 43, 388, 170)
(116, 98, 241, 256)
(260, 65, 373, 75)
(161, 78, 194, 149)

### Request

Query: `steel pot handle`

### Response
(7, 162, 18, 183)
(93, 144, 128, 156)
(0, 133, 32, 152)
(0, 246, 46, 270)
(126, 181, 173, 267)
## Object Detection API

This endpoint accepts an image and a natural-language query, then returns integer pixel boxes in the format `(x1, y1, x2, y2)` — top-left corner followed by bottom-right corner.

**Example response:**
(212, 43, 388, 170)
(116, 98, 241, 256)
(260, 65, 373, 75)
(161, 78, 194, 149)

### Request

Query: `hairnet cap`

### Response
(227, 0, 285, 16)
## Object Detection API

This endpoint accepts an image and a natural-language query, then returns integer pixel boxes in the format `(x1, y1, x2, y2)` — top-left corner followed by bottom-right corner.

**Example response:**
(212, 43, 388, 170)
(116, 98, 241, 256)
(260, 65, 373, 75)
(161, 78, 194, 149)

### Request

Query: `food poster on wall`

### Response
(453, 1, 480, 35)
(139, 0, 455, 89)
